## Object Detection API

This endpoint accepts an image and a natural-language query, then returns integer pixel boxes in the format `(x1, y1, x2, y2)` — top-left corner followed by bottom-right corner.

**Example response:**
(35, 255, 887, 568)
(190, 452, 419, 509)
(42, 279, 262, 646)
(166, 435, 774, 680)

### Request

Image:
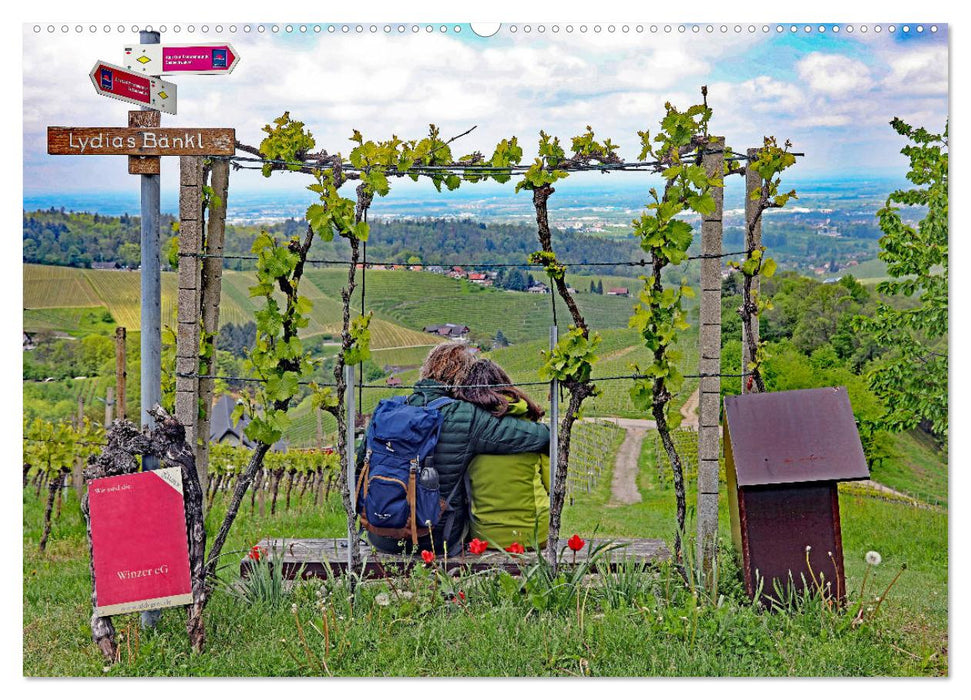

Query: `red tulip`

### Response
(468, 538, 488, 555)
(420, 550, 435, 564)
(248, 545, 265, 561)
(505, 542, 525, 554)
(567, 534, 585, 552)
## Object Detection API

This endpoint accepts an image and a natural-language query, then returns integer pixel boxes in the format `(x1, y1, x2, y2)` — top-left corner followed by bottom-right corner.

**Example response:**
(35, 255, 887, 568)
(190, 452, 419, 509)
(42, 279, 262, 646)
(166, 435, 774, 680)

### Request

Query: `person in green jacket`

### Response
(361, 343, 550, 556)
(455, 359, 550, 551)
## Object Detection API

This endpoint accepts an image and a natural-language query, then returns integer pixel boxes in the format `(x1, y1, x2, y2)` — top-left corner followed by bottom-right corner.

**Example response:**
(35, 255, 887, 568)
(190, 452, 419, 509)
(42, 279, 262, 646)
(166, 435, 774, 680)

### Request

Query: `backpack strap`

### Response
(354, 448, 371, 504)
(407, 460, 419, 545)
(426, 396, 454, 411)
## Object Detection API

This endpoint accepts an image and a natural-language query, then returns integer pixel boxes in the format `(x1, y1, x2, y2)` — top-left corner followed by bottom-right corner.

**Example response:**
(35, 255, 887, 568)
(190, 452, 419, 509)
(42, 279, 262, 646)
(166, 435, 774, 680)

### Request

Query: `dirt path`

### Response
(608, 423, 647, 505)
(680, 387, 700, 428)
(854, 479, 921, 504)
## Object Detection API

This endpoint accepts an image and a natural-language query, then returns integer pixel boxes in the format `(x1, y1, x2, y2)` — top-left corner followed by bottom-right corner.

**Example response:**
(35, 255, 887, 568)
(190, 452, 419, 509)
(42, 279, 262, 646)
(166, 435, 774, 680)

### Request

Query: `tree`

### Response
(502, 267, 527, 291)
(596, 280, 604, 295)
(855, 119, 948, 439)
(721, 271, 740, 296)
(494, 329, 509, 347)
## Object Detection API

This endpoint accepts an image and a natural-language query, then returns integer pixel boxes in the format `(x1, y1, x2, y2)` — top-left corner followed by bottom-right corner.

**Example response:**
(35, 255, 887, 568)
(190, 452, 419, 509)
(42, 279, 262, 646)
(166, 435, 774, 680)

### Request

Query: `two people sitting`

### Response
(360, 342, 550, 556)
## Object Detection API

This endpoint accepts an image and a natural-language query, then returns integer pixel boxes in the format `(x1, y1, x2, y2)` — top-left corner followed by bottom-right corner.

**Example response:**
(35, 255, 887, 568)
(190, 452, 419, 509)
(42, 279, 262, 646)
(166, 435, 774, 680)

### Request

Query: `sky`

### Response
(21, 20, 949, 201)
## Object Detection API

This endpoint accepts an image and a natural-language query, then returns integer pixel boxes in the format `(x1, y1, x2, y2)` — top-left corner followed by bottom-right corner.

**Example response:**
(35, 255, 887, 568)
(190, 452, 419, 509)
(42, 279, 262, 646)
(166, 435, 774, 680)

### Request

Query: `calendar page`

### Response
(20, 14, 950, 680)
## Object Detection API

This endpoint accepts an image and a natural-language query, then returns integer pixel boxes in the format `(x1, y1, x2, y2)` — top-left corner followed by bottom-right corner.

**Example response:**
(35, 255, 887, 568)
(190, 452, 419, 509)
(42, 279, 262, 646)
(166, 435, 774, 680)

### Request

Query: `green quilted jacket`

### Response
(359, 379, 550, 542)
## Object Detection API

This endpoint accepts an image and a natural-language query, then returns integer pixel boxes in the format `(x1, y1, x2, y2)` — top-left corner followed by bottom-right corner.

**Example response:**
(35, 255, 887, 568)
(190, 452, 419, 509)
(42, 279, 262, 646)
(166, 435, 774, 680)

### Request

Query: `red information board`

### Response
(88, 468, 193, 617)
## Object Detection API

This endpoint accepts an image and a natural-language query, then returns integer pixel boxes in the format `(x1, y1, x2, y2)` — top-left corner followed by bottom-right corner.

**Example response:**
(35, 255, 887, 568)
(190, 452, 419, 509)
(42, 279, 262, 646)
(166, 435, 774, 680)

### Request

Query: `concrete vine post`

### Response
(195, 157, 231, 506)
(696, 137, 725, 592)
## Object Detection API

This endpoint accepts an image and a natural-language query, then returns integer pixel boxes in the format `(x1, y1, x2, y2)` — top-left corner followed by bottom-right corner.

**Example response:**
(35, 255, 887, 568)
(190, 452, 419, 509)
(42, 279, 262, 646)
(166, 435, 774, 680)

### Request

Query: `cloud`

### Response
(881, 45, 948, 95)
(796, 52, 872, 96)
(20, 24, 949, 194)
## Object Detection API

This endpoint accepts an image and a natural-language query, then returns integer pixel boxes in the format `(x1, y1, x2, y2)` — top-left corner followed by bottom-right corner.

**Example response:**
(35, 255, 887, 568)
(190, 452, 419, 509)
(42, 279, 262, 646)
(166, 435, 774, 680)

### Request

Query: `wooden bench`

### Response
(240, 537, 671, 580)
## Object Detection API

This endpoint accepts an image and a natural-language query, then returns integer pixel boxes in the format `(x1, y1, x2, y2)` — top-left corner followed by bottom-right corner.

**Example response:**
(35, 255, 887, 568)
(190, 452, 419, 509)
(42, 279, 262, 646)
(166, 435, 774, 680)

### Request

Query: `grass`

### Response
(23, 306, 118, 337)
(869, 430, 949, 506)
(23, 422, 948, 677)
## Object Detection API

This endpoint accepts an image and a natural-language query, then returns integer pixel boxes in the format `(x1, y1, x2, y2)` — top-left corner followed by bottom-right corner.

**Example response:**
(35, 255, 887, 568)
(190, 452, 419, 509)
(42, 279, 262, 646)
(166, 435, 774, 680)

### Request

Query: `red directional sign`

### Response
(124, 44, 241, 76)
(89, 60, 177, 114)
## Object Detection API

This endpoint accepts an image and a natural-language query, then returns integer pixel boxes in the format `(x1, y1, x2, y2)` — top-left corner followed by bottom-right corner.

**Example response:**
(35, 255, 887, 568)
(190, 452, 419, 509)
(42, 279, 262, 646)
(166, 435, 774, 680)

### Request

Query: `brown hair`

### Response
(455, 359, 545, 421)
(419, 342, 475, 386)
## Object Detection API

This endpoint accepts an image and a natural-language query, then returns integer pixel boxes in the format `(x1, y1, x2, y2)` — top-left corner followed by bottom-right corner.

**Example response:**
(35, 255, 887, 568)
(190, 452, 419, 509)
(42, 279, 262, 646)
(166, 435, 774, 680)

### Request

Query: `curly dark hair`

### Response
(419, 342, 475, 386)
(455, 359, 545, 421)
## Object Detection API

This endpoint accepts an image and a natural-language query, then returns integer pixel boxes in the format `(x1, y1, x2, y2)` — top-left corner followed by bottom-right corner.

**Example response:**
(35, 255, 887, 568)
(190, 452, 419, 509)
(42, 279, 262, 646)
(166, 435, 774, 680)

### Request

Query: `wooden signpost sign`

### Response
(47, 125, 235, 157)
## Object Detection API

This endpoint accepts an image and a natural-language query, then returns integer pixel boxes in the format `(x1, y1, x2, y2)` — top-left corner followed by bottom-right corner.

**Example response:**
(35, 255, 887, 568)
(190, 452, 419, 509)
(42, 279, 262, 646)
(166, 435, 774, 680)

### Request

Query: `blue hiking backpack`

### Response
(355, 395, 454, 545)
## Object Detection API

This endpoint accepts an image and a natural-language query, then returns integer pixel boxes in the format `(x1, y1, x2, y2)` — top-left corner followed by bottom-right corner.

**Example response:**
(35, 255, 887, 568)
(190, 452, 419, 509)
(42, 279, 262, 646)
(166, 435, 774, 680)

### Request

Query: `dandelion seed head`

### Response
(865, 551, 882, 566)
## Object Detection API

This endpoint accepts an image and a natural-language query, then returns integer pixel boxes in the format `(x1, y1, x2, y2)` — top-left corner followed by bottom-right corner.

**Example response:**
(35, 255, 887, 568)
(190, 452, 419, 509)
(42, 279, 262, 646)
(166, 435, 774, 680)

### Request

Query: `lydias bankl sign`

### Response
(47, 126, 235, 157)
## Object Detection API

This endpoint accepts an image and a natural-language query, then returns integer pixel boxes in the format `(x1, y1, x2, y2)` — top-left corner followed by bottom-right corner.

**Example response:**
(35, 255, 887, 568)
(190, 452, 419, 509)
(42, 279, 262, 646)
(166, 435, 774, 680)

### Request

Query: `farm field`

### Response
(304, 268, 643, 346)
(23, 264, 444, 353)
(23, 264, 102, 310)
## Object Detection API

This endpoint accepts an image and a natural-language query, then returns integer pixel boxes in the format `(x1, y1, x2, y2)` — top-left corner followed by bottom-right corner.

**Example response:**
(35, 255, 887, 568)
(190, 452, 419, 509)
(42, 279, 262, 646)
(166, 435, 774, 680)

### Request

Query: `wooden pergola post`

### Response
(195, 159, 231, 502)
(696, 137, 725, 593)
(175, 157, 204, 490)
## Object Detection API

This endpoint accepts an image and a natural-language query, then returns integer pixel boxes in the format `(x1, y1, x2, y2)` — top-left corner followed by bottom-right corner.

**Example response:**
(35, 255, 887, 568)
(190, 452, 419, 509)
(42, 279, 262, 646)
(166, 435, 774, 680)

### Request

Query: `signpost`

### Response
(89, 60, 177, 114)
(124, 43, 240, 75)
(52, 31, 240, 631)
(48, 126, 236, 156)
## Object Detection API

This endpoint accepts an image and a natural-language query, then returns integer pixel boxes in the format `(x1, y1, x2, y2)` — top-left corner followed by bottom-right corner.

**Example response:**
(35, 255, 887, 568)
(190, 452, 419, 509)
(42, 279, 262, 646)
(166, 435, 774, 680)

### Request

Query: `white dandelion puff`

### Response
(865, 551, 882, 566)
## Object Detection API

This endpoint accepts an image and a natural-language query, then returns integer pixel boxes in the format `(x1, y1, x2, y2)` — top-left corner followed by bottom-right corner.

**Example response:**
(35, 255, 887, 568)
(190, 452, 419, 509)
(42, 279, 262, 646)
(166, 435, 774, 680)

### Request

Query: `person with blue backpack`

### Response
(356, 343, 550, 556)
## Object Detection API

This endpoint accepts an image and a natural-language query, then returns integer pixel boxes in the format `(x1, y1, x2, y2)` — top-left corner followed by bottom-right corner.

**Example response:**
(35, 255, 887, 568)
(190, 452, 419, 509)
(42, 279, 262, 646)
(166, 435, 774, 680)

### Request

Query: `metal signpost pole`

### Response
(548, 325, 559, 512)
(345, 365, 357, 570)
(140, 29, 162, 439)
(138, 29, 163, 630)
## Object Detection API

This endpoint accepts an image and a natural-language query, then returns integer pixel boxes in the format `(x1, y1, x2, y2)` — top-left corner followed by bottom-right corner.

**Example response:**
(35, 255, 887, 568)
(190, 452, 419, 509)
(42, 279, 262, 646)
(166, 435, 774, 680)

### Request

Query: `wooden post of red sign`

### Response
(105, 386, 115, 426)
(128, 110, 161, 175)
(73, 396, 86, 502)
(175, 157, 204, 466)
(115, 327, 127, 421)
(194, 158, 231, 504)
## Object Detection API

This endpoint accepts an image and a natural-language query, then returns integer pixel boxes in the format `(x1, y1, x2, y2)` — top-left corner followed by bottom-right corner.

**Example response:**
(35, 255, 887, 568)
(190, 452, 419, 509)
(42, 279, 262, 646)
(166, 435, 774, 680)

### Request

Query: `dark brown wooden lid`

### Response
(724, 386, 870, 487)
